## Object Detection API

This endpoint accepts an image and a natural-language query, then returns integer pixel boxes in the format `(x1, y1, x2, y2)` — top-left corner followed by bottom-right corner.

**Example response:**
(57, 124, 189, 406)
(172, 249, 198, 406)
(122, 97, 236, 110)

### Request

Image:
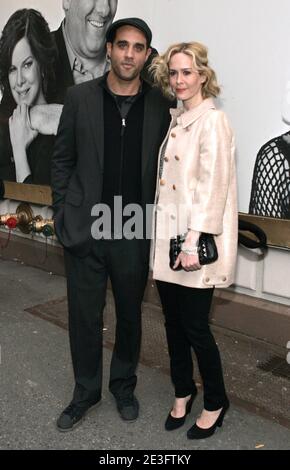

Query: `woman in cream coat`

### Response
(151, 42, 237, 440)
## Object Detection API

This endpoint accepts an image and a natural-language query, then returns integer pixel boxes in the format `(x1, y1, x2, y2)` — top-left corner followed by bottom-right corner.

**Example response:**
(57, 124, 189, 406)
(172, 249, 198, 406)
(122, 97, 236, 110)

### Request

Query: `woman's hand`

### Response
(173, 252, 201, 271)
(9, 104, 38, 151)
(173, 229, 201, 271)
(9, 104, 38, 182)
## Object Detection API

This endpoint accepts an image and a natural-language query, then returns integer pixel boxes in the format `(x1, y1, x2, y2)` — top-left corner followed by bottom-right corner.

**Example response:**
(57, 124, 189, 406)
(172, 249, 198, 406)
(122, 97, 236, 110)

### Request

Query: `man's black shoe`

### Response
(116, 395, 139, 421)
(56, 399, 100, 432)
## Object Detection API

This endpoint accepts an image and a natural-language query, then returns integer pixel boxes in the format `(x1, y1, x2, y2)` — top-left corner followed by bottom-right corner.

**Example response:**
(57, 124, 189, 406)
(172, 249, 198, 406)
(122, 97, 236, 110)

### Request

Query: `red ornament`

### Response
(6, 217, 18, 229)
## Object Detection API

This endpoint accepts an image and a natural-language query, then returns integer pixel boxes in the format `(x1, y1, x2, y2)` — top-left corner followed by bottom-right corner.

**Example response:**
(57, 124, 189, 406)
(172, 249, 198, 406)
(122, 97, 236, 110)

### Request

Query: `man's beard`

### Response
(111, 63, 141, 82)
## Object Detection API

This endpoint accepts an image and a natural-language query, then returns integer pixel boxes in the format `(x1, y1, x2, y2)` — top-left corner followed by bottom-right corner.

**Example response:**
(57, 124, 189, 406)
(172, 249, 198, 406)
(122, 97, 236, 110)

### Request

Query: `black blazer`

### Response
(51, 78, 172, 257)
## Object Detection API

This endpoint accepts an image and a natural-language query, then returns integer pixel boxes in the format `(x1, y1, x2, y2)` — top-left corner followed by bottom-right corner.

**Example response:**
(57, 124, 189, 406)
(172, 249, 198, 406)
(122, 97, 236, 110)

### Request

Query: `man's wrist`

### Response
(27, 106, 38, 131)
(26, 106, 32, 128)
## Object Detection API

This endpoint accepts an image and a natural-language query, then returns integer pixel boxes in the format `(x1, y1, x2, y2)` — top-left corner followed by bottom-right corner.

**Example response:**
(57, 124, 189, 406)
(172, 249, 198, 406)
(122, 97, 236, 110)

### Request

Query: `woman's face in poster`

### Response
(8, 37, 45, 107)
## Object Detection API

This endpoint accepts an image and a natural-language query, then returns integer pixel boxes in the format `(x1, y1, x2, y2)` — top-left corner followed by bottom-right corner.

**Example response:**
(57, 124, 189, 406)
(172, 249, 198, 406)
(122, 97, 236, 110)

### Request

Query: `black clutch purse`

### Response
(169, 233, 218, 270)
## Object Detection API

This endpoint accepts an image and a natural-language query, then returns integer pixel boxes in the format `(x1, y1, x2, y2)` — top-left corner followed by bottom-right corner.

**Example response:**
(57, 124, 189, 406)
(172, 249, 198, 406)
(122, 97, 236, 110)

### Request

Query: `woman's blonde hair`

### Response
(150, 41, 220, 100)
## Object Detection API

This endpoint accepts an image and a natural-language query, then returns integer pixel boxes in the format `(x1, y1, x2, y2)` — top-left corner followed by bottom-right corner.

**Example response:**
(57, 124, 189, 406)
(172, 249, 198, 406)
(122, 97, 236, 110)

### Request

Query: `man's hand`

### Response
(29, 104, 63, 135)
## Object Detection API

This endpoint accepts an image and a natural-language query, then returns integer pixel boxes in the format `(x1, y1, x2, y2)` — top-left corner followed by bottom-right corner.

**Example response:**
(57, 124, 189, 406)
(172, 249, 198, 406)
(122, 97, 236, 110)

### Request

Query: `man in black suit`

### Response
(51, 18, 172, 432)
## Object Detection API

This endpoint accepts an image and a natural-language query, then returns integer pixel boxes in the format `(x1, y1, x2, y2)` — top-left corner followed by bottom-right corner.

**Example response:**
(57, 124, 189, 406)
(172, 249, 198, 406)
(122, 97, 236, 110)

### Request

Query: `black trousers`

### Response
(156, 281, 228, 411)
(64, 239, 149, 406)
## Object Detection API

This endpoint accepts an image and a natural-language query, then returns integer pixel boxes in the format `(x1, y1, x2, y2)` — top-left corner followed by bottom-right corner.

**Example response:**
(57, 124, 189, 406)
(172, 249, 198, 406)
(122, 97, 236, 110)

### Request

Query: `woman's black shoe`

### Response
(165, 393, 196, 431)
(187, 401, 230, 439)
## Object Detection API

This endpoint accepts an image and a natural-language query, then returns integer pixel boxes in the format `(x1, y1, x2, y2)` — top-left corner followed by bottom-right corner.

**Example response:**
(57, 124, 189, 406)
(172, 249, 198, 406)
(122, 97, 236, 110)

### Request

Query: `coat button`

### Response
(175, 155, 180, 161)
(222, 276, 227, 282)
(164, 157, 169, 162)
(170, 214, 176, 220)
(205, 277, 210, 283)
(173, 185, 176, 190)
(160, 179, 166, 186)
(171, 132, 176, 138)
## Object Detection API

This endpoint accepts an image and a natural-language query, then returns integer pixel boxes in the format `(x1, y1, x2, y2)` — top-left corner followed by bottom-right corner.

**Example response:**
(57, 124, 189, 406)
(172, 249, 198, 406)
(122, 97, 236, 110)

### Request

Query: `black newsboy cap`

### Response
(106, 17, 152, 46)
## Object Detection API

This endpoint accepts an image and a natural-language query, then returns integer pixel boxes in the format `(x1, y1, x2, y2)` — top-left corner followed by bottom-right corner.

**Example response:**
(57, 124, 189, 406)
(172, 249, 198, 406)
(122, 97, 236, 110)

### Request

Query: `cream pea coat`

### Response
(151, 98, 238, 289)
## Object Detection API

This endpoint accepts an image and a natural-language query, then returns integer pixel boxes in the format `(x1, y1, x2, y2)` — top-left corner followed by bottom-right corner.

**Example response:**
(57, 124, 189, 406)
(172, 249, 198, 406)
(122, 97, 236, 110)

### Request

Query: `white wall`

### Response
(1, 0, 290, 212)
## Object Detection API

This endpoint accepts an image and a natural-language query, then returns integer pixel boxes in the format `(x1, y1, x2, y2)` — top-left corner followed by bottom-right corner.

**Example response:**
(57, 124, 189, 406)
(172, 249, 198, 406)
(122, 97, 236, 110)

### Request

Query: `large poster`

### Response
(0, 0, 290, 216)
